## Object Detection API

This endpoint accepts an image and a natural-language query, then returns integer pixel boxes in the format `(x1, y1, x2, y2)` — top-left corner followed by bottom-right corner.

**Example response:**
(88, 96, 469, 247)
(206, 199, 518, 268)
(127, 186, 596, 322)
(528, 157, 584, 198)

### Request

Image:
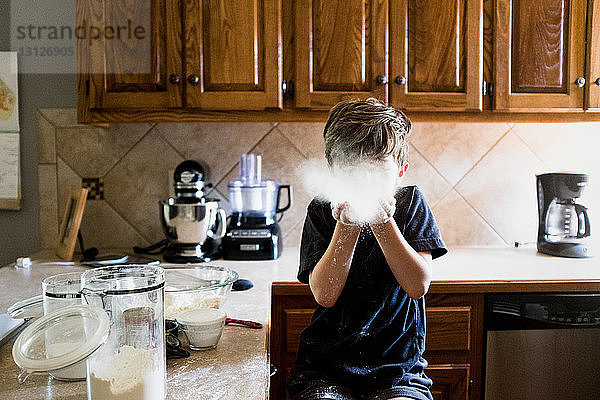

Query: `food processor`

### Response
(160, 160, 226, 263)
(222, 154, 292, 260)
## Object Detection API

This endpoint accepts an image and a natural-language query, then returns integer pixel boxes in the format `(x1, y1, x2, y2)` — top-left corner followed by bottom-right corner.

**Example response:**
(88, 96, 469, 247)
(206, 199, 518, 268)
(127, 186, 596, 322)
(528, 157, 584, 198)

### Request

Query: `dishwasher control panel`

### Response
(486, 293, 600, 329)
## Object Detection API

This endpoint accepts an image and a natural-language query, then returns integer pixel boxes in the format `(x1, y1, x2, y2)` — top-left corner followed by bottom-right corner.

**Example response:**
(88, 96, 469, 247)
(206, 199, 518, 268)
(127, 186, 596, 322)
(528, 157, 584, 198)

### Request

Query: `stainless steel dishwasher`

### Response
(484, 293, 600, 400)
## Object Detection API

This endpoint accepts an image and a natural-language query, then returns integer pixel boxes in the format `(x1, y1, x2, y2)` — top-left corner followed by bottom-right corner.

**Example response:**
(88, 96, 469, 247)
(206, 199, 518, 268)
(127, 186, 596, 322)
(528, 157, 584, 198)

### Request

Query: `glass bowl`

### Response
(163, 265, 238, 320)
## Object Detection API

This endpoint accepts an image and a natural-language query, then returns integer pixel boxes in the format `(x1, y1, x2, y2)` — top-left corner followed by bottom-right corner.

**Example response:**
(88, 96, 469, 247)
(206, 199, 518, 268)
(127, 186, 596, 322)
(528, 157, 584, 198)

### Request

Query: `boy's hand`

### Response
(331, 201, 360, 226)
(370, 197, 396, 225)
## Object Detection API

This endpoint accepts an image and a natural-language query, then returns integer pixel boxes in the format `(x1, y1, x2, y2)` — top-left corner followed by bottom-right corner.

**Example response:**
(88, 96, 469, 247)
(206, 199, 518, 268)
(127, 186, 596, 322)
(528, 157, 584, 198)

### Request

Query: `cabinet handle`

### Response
(394, 76, 407, 85)
(169, 74, 180, 85)
(376, 75, 388, 85)
(595, 78, 600, 87)
(188, 74, 200, 85)
(575, 77, 586, 87)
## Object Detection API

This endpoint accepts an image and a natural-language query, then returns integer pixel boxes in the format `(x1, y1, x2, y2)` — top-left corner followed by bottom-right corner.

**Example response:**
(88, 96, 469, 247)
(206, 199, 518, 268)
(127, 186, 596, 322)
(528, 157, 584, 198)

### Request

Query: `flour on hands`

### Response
(299, 158, 401, 226)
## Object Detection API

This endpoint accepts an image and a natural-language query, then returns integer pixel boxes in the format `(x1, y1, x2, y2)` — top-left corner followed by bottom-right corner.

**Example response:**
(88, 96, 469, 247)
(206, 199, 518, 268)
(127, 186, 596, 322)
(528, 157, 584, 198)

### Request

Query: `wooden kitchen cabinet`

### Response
(77, 0, 282, 122)
(427, 365, 470, 400)
(270, 283, 318, 400)
(269, 283, 484, 400)
(77, 0, 183, 113)
(184, 0, 282, 109)
(493, 0, 588, 111)
(77, 0, 600, 122)
(389, 0, 484, 111)
(424, 294, 484, 400)
(293, 0, 483, 111)
(586, 0, 600, 110)
(293, 0, 389, 109)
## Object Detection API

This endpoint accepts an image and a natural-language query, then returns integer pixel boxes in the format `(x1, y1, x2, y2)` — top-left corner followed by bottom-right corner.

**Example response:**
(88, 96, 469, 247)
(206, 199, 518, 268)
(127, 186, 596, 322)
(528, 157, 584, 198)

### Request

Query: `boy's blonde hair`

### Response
(323, 98, 411, 167)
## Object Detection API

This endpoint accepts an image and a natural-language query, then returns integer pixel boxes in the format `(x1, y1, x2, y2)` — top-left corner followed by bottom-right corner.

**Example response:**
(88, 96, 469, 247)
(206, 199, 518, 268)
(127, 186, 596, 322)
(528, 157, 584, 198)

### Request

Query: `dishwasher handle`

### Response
(486, 295, 600, 330)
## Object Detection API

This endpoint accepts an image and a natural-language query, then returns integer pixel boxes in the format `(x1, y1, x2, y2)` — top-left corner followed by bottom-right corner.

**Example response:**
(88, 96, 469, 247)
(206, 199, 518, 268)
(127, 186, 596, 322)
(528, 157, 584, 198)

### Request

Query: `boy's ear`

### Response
(398, 162, 409, 178)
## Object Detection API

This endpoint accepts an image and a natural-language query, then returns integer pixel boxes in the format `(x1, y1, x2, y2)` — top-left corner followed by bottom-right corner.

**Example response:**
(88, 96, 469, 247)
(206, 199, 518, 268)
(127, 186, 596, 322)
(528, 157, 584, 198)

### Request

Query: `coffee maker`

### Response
(537, 172, 592, 258)
(159, 160, 226, 262)
(222, 154, 292, 260)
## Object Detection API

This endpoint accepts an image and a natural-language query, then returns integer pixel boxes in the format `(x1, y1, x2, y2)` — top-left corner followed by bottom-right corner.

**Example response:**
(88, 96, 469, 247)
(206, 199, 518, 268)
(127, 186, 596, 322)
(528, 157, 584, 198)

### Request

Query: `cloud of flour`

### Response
(297, 158, 401, 224)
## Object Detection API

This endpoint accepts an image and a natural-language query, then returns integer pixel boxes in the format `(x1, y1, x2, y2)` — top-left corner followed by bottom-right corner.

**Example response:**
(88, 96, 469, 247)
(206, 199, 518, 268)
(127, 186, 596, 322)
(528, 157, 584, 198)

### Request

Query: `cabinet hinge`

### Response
(282, 80, 294, 100)
(483, 81, 493, 97)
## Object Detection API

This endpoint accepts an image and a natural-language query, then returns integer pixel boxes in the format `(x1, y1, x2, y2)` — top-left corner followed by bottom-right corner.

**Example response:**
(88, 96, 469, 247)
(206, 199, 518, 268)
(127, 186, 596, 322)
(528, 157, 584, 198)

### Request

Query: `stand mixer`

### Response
(160, 160, 226, 262)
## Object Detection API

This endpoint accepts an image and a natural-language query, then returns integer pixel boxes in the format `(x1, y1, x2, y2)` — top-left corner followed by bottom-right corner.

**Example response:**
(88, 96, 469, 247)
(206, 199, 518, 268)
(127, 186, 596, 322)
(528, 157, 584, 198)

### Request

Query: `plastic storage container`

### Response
(42, 272, 86, 380)
(42, 272, 83, 315)
(12, 305, 109, 384)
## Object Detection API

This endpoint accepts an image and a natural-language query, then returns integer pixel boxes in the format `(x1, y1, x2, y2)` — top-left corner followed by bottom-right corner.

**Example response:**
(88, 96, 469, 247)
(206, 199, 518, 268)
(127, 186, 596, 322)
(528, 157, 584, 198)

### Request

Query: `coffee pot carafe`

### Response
(537, 173, 592, 258)
(545, 199, 591, 241)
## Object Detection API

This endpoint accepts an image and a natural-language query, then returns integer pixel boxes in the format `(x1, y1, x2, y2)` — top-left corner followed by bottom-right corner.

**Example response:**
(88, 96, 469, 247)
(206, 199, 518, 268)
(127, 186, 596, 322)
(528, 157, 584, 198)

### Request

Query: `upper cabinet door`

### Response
(389, 0, 483, 111)
(586, 0, 600, 111)
(82, 0, 183, 110)
(184, 0, 282, 110)
(494, 0, 587, 111)
(294, 0, 389, 109)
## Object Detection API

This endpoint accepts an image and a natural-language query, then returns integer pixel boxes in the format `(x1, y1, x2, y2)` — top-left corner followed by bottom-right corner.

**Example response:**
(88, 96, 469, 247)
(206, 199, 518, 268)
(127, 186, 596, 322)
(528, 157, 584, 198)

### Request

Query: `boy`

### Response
(287, 99, 447, 400)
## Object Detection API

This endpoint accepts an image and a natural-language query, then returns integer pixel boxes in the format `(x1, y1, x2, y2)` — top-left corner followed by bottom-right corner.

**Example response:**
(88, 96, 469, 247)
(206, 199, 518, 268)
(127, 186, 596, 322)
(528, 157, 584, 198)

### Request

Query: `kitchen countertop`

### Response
(0, 249, 299, 400)
(1, 245, 599, 399)
(429, 246, 600, 293)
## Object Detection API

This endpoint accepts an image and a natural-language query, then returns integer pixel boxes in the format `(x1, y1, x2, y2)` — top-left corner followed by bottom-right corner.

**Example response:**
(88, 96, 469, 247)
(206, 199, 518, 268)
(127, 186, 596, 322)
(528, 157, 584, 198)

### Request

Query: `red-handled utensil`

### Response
(225, 318, 263, 329)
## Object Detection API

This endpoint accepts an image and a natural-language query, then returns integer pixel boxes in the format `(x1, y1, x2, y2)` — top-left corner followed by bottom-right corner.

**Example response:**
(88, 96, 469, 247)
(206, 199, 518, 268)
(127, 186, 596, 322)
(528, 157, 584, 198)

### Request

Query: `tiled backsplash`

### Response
(37, 109, 600, 251)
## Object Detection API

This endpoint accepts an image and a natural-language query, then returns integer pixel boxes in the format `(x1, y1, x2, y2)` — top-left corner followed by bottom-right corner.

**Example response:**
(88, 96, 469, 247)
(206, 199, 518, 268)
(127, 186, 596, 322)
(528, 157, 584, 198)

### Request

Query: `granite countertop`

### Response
(0, 249, 299, 400)
(1, 245, 599, 399)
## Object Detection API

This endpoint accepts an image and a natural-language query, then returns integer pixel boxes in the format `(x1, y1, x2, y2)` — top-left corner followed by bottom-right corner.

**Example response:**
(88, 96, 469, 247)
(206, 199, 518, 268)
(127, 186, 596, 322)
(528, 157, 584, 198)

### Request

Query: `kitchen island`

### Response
(1, 246, 599, 399)
(0, 249, 299, 400)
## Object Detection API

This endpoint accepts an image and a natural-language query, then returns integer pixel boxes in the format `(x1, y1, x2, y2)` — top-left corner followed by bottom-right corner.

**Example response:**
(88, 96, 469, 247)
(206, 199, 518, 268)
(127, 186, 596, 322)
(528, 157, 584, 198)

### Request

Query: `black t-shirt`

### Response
(293, 185, 447, 387)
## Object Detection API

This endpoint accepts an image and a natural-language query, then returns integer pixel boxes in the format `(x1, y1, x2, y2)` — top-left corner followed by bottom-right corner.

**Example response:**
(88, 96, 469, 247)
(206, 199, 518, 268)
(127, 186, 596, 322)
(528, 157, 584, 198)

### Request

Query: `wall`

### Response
(37, 109, 600, 254)
(0, 3, 77, 266)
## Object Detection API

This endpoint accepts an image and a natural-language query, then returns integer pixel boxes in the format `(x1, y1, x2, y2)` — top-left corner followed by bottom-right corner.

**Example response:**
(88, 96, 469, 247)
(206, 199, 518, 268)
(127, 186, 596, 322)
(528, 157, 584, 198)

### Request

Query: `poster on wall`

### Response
(0, 52, 21, 210)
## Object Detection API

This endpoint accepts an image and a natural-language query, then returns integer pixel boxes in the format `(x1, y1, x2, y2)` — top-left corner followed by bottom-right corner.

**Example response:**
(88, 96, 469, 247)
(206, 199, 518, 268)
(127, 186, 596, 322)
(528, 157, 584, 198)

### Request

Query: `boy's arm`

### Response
(370, 219, 432, 300)
(308, 221, 361, 308)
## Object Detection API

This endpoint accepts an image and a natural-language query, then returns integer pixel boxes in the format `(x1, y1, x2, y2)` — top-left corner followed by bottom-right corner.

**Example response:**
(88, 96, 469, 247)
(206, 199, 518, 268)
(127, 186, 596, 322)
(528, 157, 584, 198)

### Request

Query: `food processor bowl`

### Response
(228, 180, 280, 218)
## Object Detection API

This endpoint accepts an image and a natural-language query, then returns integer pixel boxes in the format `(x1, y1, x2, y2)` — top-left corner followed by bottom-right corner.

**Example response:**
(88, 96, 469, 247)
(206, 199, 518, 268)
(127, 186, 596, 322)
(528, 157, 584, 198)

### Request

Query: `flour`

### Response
(164, 290, 223, 319)
(45, 342, 87, 380)
(298, 159, 400, 224)
(88, 345, 164, 400)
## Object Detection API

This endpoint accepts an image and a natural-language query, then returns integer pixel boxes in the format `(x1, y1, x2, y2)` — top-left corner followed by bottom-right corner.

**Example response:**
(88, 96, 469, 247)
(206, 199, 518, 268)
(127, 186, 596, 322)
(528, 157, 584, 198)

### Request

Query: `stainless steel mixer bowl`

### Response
(160, 199, 226, 244)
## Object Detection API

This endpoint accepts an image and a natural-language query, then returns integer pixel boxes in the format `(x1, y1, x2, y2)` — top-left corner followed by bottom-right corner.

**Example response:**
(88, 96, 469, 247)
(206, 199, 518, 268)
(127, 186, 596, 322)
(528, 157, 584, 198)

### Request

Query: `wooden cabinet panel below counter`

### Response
(270, 283, 484, 400)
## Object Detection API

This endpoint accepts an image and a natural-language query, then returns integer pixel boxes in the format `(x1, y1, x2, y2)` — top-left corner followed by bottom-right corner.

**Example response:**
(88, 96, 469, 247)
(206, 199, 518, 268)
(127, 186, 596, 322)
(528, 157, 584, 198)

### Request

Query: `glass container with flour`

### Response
(12, 266, 166, 399)
(81, 265, 166, 400)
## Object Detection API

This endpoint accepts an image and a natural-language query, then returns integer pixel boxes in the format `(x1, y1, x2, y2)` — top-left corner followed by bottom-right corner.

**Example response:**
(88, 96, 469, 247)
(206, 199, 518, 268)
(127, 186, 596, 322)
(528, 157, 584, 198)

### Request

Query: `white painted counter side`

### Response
(1, 246, 599, 399)
(433, 246, 599, 281)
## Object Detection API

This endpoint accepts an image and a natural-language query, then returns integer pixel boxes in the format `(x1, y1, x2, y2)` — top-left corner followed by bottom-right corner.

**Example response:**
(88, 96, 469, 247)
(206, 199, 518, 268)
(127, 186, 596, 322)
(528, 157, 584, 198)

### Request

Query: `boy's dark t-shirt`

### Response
(292, 185, 447, 390)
